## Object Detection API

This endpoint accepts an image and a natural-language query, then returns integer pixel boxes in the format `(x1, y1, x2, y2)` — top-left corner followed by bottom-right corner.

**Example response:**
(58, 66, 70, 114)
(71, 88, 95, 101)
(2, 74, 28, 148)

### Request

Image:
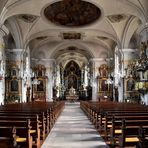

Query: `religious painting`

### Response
(99, 79, 108, 91)
(68, 74, 77, 89)
(126, 77, 135, 91)
(37, 80, 44, 91)
(10, 80, 18, 92)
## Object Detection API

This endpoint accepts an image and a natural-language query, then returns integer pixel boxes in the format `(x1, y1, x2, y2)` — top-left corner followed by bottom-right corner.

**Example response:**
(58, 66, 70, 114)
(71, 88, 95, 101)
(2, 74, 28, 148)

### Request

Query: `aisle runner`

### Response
(42, 102, 109, 148)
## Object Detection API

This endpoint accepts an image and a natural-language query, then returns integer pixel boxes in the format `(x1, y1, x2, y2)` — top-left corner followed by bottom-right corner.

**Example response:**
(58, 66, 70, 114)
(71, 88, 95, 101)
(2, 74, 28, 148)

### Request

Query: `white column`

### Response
(81, 68, 84, 85)
(114, 47, 125, 102)
(0, 38, 5, 104)
(55, 65, 61, 97)
(0, 27, 8, 104)
(22, 49, 31, 102)
(46, 68, 53, 101)
(43, 59, 55, 101)
(89, 58, 104, 101)
(84, 65, 88, 87)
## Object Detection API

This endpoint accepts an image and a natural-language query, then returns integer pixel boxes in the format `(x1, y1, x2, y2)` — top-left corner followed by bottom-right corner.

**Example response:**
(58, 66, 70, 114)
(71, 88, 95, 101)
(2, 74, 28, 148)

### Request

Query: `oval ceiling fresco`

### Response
(44, 0, 101, 27)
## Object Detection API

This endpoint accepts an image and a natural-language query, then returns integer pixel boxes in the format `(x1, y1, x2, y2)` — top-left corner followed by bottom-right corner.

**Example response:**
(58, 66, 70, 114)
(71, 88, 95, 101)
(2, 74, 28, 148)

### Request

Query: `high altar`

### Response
(66, 86, 79, 101)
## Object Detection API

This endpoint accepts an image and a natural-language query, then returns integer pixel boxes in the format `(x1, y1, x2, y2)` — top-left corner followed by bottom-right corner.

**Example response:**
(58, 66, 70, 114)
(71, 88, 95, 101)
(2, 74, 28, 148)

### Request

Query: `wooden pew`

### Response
(0, 119, 32, 148)
(110, 119, 148, 146)
(80, 101, 148, 148)
(137, 126, 148, 148)
(118, 120, 148, 148)
(0, 102, 65, 147)
(0, 126, 16, 148)
(0, 111, 47, 138)
(0, 114, 41, 145)
(104, 113, 148, 138)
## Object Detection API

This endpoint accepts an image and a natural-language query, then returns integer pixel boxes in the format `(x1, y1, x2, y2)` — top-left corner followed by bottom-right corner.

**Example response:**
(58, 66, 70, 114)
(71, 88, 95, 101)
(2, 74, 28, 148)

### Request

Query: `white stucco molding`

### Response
(0, 25, 9, 37)
(89, 58, 105, 62)
(137, 23, 148, 35)
(6, 48, 24, 52)
(121, 48, 138, 53)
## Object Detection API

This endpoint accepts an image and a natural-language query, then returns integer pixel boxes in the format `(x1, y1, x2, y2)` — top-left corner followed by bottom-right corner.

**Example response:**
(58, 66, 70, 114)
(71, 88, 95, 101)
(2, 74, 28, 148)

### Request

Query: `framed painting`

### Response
(99, 79, 108, 91)
(126, 77, 135, 91)
(37, 80, 44, 91)
(10, 80, 19, 92)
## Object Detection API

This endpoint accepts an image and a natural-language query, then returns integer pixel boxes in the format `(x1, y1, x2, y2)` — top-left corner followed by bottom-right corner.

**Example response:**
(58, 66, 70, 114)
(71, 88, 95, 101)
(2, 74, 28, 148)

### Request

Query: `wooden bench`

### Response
(110, 119, 148, 147)
(104, 113, 148, 137)
(0, 119, 32, 148)
(137, 126, 148, 148)
(0, 101, 65, 147)
(80, 101, 148, 147)
(118, 120, 148, 147)
(0, 115, 41, 147)
(0, 126, 16, 148)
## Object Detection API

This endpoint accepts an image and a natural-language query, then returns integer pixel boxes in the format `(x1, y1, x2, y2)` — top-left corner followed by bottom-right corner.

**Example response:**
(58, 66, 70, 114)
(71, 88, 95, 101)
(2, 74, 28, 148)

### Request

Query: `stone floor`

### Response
(41, 102, 109, 148)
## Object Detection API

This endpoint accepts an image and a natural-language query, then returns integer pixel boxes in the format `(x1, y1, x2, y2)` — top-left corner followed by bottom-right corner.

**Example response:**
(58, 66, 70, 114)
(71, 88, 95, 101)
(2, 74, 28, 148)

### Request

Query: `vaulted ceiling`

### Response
(0, 0, 147, 66)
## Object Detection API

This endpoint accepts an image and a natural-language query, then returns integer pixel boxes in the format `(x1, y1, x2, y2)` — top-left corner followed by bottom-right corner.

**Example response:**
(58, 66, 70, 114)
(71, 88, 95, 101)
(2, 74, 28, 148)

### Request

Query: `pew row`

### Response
(0, 101, 65, 148)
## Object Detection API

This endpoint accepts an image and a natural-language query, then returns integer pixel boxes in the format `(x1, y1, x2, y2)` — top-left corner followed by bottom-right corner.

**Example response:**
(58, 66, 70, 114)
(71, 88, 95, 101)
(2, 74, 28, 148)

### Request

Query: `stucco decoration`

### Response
(107, 14, 127, 23)
(18, 14, 38, 23)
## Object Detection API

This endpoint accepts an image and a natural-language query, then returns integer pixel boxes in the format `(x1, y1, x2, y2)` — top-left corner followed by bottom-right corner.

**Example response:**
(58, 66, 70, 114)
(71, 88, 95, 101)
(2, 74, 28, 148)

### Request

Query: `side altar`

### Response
(66, 86, 79, 101)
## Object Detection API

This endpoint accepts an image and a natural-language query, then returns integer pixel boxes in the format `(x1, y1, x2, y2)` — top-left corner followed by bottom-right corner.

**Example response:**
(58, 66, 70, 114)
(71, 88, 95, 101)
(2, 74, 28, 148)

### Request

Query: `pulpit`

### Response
(66, 86, 79, 101)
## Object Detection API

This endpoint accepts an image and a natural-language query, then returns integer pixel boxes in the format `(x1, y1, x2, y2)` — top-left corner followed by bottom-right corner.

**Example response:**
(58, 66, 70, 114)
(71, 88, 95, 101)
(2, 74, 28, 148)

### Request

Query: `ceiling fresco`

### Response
(44, 0, 101, 27)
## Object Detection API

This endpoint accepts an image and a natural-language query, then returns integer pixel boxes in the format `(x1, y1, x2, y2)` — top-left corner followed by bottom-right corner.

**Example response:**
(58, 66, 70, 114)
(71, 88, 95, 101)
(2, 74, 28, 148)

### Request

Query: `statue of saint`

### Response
(69, 86, 76, 95)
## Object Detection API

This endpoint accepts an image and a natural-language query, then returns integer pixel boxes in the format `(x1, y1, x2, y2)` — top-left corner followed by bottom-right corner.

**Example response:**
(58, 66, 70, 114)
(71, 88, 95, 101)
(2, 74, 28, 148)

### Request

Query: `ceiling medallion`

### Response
(18, 14, 38, 23)
(107, 14, 127, 23)
(44, 0, 101, 27)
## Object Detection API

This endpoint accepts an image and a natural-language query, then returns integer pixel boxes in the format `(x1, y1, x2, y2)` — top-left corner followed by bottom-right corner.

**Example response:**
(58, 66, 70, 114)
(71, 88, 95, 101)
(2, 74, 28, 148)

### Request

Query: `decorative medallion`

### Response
(62, 32, 81, 39)
(44, 0, 101, 27)
(107, 14, 127, 23)
(18, 14, 38, 23)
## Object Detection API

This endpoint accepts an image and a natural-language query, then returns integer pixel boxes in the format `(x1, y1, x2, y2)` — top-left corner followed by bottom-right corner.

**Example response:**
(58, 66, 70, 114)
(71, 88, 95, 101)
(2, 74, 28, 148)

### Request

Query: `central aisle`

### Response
(42, 102, 109, 148)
